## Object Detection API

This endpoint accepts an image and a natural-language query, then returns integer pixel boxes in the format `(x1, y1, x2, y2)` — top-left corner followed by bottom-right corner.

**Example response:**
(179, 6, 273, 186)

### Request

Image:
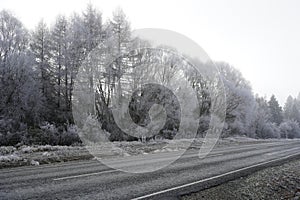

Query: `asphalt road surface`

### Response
(1, 140, 300, 200)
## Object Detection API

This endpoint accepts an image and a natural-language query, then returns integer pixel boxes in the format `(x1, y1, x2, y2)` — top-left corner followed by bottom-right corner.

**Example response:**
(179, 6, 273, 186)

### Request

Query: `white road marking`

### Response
(132, 152, 300, 200)
(53, 169, 118, 181)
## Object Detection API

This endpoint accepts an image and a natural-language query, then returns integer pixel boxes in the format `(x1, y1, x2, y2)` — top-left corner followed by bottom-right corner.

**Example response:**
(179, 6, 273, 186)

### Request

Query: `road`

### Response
(1, 140, 300, 200)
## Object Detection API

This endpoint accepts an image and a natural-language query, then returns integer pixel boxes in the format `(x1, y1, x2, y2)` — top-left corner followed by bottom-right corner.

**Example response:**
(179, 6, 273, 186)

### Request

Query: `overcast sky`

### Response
(1, 0, 299, 105)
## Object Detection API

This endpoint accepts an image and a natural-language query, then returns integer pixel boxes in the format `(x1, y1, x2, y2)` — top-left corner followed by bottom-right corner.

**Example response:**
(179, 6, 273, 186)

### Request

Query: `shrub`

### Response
(260, 122, 280, 139)
(279, 120, 300, 139)
(0, 118, 27, 146)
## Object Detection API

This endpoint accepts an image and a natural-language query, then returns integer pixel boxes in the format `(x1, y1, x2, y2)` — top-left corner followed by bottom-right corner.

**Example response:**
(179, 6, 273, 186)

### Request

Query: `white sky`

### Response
(1, 0, 300, 105)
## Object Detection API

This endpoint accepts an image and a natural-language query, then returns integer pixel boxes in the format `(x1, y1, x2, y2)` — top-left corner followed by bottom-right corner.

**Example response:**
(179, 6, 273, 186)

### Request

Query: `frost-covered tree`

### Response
(66, 14, 86, 113)
(82, 4, 103, 54)
(284, 96, 295, 119)
(268, 95, 283, 125)
(3, 5, 300, 145)
(51, 15, 69, 109)
(30, 20, 54, 120)
(279, 119, 300, 139)
(80, 4, 103, 93)
(0, 10, 42, 129)
(30, 20, 52, 94)
(216, 62, 256, 137)
(252, 96, 280, 138)
(74, 5, 104, 117)
(109, 7, 131, 101)
(283, 95, 300, 123)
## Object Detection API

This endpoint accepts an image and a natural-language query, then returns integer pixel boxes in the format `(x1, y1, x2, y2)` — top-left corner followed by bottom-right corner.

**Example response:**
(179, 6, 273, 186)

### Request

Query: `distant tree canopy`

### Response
(0, 5, 300, 146)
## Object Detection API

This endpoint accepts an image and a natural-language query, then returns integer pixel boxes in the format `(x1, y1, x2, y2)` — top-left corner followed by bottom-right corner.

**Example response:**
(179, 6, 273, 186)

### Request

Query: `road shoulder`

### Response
(181, 159, 300, 200)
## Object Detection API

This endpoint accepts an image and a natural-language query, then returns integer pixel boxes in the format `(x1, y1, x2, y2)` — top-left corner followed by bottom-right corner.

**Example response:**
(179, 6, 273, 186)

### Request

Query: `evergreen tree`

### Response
(268, 95, 283, 125)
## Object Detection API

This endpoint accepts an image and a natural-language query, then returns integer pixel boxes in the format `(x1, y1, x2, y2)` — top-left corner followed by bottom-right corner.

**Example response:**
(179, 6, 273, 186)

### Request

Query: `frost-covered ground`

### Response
(0, 145, 92, 168)
(182, 158, 300, 200)
(0, 136, 292, 168)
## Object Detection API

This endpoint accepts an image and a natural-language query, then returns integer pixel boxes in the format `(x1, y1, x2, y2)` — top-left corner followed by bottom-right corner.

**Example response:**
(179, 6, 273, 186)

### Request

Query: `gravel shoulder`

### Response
(181, 159, 300, 200)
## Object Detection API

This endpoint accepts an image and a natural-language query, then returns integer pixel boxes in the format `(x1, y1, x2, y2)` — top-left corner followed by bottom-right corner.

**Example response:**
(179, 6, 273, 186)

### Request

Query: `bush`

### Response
(60, 125, 81, 145)
(279, 120, 300, 139)
(81, 115, 109, 143)
(0, 118, 27, 146)
(0, 119, 81, 146)
(0, 146, 17, 155)
(197, 115, 210, 138)
(26, 122, 60, 145)
(160, 129, 176, 139)
(260, 122, 280, 139)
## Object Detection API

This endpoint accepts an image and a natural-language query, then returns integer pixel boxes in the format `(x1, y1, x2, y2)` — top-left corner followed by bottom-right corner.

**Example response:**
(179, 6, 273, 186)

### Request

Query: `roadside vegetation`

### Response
(1, 4, 300, 147)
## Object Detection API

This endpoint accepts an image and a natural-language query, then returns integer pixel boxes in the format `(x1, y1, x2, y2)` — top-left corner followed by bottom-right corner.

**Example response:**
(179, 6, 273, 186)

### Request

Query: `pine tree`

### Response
(268, 95, 283, 125)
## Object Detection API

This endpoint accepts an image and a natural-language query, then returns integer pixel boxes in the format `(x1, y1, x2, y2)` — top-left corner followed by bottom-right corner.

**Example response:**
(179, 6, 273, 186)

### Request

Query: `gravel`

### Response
(182, 159, 300, 200)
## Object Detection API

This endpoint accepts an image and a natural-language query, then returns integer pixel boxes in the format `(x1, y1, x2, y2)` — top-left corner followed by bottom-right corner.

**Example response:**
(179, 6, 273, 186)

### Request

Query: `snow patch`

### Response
(30, 160, 39, 166)
(0, 154, 22, 162)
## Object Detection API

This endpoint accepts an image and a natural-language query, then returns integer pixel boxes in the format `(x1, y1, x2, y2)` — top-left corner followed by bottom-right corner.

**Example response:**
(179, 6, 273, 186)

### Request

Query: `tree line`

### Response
(0, 4, 299, 146)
